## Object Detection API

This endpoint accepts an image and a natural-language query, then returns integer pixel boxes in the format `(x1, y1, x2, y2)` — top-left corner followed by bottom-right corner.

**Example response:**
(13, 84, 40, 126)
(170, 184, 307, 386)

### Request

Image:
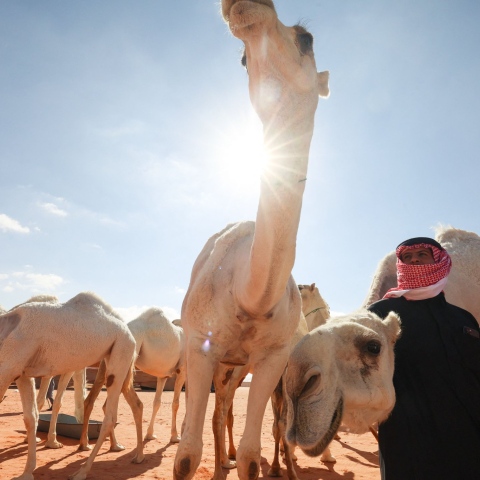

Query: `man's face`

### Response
(400, 247, 435, 265)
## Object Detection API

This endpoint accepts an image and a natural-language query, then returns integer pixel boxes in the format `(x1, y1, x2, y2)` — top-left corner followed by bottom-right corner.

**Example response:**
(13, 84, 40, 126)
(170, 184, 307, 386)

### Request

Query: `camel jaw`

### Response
(302, 397, 343, 457)
(286, 396, 343, 457)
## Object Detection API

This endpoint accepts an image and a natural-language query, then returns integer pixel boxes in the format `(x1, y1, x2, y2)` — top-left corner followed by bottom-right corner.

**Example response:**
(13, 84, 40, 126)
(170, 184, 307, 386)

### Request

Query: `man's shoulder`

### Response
(367, 297, 403, 317)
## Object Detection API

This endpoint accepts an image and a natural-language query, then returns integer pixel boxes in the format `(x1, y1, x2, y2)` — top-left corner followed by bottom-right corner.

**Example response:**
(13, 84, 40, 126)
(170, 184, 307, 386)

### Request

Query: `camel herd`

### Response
(2, 1, 480, 480)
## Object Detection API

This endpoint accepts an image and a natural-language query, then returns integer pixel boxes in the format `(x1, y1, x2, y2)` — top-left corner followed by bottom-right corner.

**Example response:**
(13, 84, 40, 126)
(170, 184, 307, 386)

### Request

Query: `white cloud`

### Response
(0, 214, 30, 234)
(39, 202, 68, 217)
(174, 286, 186, 295)
(0, 271, 65, 295)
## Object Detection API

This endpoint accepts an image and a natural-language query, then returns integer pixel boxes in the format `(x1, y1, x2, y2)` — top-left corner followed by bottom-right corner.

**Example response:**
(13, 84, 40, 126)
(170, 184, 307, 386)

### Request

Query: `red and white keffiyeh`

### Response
(383, 243, 452, 300)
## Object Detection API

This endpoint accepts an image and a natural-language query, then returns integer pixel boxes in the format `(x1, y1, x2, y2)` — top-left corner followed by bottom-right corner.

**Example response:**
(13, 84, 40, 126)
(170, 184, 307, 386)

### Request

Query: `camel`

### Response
(362, 226, 480, 324)
(298, 283, 330, 331)
(173, 1, 329, 479)
(0, 291, 143, 480)
(0, 294, 86, 436)
(283, 310, 401, 471)
(77, 307, 186, 457)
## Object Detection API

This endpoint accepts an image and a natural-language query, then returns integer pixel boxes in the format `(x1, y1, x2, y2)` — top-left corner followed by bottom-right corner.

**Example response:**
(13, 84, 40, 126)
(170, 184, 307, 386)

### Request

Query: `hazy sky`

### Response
(1, 0, 479, 320)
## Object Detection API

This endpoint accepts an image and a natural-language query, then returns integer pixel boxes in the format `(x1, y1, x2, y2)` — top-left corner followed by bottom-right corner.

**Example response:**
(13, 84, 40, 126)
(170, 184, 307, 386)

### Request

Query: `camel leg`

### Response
(320, 444, 336, 463)
(145, 376, 167, 440)
(36, 376, 51, 411)
(73, 369, 86, 423)
(45, 372, 74, 449)
(96, 397, 124, 452)
(79, 360, 106, 451)
(174, 347, 215, 480)
(69, 352, 135, 480)
(227, 402, 236, 459)
(170, 367, 186, 443)
(121, 373, 145, 463)
(369, 423, 379, 442)
(282, 435, 299, 480)
(236, 348, 290, 480)
(211, 367, 238, 480)
(267, 379, 283, 477)
(15, 376, 38, 480)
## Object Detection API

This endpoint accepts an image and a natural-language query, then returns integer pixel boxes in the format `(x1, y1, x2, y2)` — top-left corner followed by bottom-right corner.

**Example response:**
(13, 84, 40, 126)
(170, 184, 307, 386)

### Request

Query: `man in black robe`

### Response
(368, 237, 480, 480)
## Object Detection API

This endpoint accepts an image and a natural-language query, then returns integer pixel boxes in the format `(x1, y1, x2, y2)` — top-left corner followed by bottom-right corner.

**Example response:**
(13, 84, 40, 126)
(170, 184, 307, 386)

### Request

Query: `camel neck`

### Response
(238, 117, 315, 315)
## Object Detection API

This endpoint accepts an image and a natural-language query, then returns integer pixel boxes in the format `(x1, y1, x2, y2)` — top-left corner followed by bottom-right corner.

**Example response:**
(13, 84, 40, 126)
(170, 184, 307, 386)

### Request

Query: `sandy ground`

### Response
(0, 385, 380, 480)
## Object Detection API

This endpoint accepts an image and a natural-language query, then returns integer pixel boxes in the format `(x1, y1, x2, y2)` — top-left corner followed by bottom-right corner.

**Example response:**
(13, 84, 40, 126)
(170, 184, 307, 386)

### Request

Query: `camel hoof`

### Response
(77, 444, 93, 451)
(221, 459, 236, 469)
(334, 433, 341, 440)
(110, 443, 126, 452)
(267, 467, 282, 477)
(132, 454, 145, 464)
(170, 435, 181, 444)
(320, 454, 337, 463)
(145, 433, 157, 440)
(68, 469, 87, 480)
(45, 440, 64, 449)
(24, 436, 41, 444)
(12, 474, 34, 480)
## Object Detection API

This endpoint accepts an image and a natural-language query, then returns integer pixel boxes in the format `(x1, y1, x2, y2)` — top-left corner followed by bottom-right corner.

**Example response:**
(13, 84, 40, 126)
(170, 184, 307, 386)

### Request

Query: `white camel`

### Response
(0, 291, 143, 480)
(298, 283, 330, 331)
(174, 1, 329, 479)
(77, 306, 186, 456)
(283, 310, 401, 474)
(363, 225, 480, 324)
(0, 294, 86, 437)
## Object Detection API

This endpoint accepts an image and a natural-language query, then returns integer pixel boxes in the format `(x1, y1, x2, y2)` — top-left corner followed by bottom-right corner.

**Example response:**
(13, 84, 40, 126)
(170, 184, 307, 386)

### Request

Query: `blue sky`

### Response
(1, 0, 479, 320)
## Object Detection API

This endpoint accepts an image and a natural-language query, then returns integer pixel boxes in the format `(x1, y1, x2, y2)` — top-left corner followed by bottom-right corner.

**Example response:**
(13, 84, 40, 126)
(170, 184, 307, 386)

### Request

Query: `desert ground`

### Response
(0, 383, 380, 480)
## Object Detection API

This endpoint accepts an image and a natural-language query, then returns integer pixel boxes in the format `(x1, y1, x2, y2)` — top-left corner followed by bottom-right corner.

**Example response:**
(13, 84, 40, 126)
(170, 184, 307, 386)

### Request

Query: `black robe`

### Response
(368, 293, 480, 480)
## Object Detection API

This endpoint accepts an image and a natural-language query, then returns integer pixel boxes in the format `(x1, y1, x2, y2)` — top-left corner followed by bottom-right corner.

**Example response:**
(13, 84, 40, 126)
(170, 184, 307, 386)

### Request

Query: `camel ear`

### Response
(317, 71, 330, 98)
(383, 311, 402, 343)
(310, 283, 315, 291)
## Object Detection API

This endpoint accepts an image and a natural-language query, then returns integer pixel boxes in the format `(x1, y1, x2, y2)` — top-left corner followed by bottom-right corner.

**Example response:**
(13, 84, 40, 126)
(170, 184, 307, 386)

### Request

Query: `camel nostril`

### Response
(301, 373, 320, 397)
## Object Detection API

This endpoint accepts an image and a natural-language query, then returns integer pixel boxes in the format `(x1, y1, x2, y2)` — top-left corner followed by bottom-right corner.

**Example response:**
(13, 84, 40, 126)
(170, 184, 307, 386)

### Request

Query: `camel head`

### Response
(284, 309, 401, 457)
(298, 283, 330, 330)
(221, 0, 329, 128)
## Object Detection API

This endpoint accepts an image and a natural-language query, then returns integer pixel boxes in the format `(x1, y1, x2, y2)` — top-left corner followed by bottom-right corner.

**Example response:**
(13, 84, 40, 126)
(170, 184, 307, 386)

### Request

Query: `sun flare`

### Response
(214, 117, 266, 195)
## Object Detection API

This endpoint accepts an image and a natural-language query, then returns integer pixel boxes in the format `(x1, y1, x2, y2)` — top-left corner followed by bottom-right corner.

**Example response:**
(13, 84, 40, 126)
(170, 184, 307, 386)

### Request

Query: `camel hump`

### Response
(65, 291, 124, 321)
(435, 225, 480, 248)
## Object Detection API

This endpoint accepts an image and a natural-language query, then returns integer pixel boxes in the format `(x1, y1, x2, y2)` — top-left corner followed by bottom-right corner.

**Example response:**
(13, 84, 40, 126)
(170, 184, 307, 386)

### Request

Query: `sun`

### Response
(214, 116, 266, 195)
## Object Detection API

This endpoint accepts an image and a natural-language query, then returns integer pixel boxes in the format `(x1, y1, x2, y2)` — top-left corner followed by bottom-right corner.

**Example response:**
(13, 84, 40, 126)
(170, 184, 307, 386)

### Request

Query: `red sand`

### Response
(0, 385, 380, 479)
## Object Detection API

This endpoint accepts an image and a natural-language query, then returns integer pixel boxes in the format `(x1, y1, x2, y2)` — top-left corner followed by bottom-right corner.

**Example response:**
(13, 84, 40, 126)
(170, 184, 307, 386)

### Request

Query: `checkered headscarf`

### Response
(383, 237, 452, 299)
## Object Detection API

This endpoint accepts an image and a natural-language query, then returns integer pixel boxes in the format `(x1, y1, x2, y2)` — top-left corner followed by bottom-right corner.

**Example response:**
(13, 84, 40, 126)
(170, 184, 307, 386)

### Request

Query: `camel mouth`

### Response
(227, 0, 276, 34)
(301, 397, 344, 458)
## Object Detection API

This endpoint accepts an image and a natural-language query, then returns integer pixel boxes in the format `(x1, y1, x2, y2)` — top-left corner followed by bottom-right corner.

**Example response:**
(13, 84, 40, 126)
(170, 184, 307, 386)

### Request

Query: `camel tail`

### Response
(122, 358, 136, 394)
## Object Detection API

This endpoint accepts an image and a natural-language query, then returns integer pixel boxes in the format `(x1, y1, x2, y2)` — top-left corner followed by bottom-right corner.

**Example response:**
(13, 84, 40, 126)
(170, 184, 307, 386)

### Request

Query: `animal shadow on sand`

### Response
(338, 439, 379, 469)
(32, 438, 174, 480)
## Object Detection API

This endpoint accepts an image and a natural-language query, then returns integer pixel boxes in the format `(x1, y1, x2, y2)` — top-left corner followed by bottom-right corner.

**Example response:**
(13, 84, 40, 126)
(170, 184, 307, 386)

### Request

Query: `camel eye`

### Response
(366, 340, 381, 356)
(297, 32, 313, 55)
